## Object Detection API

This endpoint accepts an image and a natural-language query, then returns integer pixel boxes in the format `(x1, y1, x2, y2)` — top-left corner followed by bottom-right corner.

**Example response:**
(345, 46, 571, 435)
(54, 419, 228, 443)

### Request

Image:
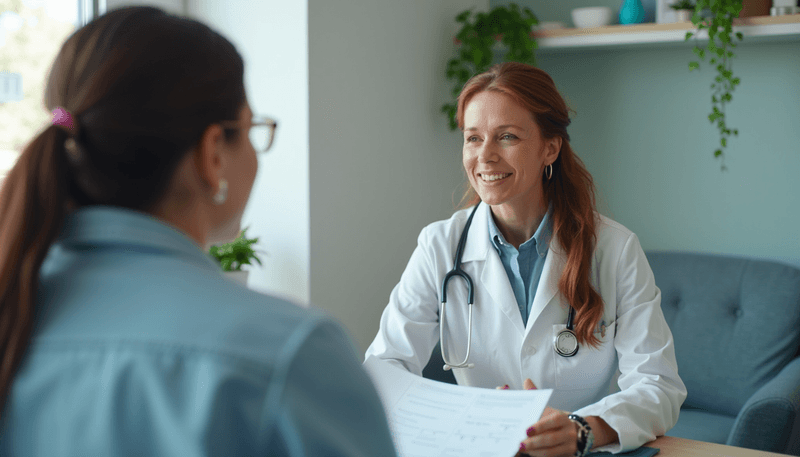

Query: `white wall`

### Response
(308, 0, 488, 352)
(105, 0, 184, 15)
(188, 0, 310, 305)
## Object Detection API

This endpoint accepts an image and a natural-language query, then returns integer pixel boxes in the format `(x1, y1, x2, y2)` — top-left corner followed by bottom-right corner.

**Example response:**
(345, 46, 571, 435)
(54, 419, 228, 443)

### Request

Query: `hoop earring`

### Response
(545, 163, 553, 180)
(213, 178, 228, 205)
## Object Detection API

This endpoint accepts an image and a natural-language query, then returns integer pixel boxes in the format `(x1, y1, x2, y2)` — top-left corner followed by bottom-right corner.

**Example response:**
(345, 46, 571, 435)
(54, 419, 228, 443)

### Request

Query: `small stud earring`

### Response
(213, 178, 228, 205)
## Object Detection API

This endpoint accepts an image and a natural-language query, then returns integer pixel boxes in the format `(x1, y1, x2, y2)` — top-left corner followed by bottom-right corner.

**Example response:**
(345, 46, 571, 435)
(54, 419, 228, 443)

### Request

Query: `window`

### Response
(0, 0, 99, 186)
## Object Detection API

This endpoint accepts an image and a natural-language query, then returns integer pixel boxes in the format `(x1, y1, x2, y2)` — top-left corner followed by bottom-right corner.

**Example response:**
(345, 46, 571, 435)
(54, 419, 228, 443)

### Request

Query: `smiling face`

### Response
(462, 90, 560, 216)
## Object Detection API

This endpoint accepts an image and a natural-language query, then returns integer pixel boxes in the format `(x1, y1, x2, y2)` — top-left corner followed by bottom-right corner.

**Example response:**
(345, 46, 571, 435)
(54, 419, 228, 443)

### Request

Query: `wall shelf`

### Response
(532, 14, 800, 51)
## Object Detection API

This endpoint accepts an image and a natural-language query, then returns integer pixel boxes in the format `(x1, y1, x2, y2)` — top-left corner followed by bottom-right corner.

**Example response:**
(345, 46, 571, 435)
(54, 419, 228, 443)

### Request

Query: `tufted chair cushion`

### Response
(646, 251, 800, 416)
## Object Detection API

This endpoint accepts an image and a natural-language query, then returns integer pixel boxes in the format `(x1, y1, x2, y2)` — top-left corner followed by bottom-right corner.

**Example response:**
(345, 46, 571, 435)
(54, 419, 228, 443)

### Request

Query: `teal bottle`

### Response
(619, 0, 645, 24)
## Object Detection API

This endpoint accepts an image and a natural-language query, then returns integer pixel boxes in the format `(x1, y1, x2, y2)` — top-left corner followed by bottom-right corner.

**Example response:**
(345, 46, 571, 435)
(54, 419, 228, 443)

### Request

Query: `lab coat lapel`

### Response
(481, 249, 526, 335)
(461, 203, 526, 336)
(526, 233, 567, 329)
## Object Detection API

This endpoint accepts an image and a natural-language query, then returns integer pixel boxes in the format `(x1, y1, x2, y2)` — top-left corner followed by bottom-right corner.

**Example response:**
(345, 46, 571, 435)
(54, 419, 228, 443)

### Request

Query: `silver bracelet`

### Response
(568, 414, 595, 457)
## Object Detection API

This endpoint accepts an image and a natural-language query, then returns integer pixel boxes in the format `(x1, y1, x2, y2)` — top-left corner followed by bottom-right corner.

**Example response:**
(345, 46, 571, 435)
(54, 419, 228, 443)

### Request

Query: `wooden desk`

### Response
(645, 436, 791, 457)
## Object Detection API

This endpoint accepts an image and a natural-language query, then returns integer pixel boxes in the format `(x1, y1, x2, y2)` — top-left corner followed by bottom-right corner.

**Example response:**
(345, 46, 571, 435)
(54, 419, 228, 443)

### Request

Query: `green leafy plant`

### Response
(684, 0, 743, 170)
(209, 228, 263, 272)
(442, 3, 538, 130)
(670, 0, 695, 10)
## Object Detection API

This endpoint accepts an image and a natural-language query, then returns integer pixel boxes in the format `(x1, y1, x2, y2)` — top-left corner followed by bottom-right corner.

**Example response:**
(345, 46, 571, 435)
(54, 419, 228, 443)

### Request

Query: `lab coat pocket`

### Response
(553, 321, 617, 391)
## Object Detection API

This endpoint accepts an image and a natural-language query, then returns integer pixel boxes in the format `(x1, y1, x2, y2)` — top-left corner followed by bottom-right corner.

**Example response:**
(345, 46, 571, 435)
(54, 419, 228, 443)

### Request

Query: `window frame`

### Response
(79, 0, 105, 26)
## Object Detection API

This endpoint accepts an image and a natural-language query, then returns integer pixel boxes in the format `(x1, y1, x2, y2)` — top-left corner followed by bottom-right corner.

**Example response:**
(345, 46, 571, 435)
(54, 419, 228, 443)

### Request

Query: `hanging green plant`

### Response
(684, 0, 744, 170)
(671, 0, 696, 10)
(442, 3, 538, 131)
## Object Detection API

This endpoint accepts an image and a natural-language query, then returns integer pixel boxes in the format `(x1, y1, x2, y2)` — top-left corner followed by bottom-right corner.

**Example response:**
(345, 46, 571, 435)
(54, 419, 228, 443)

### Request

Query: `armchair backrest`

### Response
(646, 251, 800, 416)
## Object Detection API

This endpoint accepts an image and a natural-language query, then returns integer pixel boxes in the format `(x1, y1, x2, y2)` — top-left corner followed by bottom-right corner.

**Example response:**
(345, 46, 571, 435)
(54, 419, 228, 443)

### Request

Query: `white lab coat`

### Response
(365, 202, 687, 453)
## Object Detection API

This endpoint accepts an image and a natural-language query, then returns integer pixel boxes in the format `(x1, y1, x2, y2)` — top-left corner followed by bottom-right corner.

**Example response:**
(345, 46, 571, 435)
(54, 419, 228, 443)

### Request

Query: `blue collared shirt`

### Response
(488, 206, 553, 327)
(1, 205, 396, 456)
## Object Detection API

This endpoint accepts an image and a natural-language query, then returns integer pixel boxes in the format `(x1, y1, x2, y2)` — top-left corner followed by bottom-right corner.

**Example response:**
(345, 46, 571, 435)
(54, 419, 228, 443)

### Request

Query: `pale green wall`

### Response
(491, 0, 800, 267)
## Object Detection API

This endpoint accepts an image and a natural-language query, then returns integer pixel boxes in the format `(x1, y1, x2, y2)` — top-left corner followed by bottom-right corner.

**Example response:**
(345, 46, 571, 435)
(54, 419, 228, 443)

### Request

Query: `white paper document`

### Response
(364, 357, 553, 457)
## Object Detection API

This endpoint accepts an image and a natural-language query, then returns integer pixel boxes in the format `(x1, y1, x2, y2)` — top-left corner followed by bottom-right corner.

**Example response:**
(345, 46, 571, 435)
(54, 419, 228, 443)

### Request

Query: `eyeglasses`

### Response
(220, 117, 278, 153)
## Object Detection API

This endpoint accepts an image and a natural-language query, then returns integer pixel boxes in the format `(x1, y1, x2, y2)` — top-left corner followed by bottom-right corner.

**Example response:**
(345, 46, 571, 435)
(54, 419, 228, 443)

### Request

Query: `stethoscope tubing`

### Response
(439, 299, 474, 370)
(440, 203, 480, 370)
(439, 202, 579, 371)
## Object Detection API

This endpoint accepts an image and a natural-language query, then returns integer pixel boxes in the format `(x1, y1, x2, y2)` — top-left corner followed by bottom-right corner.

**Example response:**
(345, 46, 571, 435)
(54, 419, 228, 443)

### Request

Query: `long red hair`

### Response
(456, 62, 603, 347)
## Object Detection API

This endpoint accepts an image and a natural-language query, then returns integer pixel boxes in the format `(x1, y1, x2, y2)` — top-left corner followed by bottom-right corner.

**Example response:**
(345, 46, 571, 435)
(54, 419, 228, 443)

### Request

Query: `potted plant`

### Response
(670, 0, 695, 21)
(208, 227, 263, 286)
(684, 0, 743, 170)
(442, 3, 538, 130)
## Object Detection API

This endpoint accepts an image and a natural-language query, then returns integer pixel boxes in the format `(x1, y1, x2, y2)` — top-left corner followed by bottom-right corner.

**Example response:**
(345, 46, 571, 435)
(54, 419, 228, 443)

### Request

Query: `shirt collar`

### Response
(488, 204, 553, 258)
(55, 205, 220, 271)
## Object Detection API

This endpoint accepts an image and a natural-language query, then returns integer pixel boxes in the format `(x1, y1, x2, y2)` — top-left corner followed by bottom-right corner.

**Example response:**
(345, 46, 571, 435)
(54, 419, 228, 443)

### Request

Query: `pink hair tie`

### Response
(51, 107, 75, 131)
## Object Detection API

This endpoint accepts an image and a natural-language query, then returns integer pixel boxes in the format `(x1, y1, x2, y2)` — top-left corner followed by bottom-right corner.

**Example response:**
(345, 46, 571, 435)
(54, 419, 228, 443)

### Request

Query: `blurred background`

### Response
(0, 0, 80, 182)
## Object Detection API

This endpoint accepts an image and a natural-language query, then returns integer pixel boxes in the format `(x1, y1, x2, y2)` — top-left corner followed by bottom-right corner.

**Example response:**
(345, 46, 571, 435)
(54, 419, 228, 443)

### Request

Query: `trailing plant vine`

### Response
(670, 0, 695, 10)
(442, 3, 538, 130)
(685, 0, 743, 170)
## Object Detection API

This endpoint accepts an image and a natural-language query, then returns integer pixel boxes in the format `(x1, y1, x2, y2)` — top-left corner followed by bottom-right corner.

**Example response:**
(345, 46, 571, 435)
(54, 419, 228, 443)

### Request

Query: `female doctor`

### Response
(365, 62, 686, 457)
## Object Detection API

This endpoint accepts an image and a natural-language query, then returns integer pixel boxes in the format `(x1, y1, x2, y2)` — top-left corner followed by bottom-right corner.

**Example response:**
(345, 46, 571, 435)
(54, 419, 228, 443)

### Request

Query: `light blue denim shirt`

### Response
(488, 205, 553, 327)
(0, 205, 397, 457)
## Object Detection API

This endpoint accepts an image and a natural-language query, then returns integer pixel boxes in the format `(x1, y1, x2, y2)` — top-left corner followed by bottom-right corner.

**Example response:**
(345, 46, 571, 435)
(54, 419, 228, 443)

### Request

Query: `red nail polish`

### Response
(503, 384, 509, 390)
(526, 426, 535, 435)
(520, 442, 526, 451)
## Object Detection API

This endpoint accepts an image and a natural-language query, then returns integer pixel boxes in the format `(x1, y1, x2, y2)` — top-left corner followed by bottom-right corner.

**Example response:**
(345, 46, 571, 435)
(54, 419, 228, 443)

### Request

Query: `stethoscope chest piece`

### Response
(554, 328, 578, 357)
(554, 305, 579, 357)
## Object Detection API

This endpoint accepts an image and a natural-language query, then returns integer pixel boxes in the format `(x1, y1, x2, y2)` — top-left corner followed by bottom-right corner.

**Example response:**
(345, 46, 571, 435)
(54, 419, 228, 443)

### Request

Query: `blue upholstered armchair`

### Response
(423, 251, 800, 455)
(648, 251, 800, 455)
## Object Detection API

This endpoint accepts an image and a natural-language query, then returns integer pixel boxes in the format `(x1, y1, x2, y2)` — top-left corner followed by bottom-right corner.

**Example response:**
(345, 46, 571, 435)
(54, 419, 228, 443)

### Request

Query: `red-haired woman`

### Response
(366, 62, 686, 457)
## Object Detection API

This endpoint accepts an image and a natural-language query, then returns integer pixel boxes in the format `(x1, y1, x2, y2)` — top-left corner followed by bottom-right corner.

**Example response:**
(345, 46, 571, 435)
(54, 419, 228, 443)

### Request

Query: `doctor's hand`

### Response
(513, 378, 619, 456)
(514, 379, 577, 457)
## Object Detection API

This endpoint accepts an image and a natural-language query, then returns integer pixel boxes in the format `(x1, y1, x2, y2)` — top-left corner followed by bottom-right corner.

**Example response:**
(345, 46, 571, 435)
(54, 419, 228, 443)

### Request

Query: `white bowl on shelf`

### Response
(571, 7, 614, 28)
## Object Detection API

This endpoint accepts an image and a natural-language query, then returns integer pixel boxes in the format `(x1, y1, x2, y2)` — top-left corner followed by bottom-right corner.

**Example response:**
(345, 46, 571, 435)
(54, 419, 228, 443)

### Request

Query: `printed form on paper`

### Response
(364, 356, 553, 457)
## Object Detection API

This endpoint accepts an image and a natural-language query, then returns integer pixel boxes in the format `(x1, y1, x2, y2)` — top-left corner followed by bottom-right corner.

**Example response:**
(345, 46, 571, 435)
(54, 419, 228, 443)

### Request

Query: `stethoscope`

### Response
(439, 203, 579, 371)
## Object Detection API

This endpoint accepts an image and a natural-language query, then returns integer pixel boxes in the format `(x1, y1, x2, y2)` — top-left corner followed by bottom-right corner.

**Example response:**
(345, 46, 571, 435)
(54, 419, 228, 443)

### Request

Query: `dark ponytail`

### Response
(0, 126, 70, 413)
(0, 6, 246, 414)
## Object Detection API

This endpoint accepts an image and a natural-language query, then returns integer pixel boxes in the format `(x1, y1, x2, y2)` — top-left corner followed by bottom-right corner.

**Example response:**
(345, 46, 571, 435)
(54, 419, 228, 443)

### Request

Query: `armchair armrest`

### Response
(728, 355, 800, 455)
